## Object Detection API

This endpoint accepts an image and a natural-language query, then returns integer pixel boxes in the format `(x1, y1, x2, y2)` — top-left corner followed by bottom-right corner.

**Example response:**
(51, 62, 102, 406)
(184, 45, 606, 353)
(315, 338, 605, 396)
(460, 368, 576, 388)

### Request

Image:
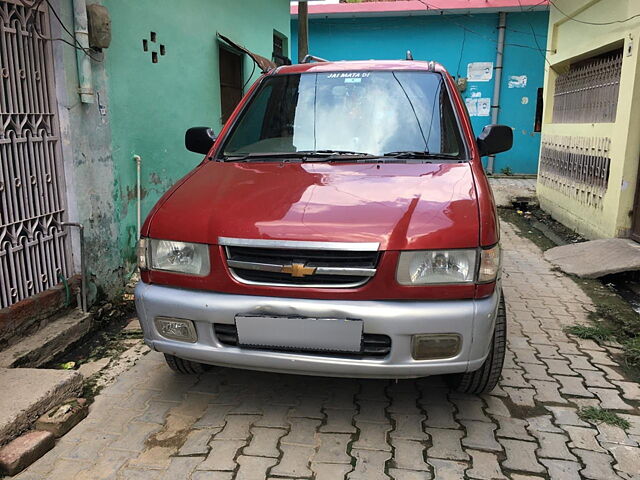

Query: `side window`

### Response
(272, 30, 289, 66)
(534, 87, 543, 133)
(225, 84, 273, 153)
(219, 45, 243, 124)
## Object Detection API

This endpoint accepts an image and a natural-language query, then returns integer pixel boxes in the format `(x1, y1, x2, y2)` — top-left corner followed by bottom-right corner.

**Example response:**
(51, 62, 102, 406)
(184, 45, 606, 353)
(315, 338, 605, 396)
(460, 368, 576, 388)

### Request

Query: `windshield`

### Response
(221, 71, 465, 159)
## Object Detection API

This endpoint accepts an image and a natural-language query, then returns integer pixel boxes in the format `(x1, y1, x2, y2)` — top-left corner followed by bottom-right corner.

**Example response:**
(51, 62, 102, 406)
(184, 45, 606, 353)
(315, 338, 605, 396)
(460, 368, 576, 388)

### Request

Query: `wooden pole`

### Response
(298, 1, 308, 63)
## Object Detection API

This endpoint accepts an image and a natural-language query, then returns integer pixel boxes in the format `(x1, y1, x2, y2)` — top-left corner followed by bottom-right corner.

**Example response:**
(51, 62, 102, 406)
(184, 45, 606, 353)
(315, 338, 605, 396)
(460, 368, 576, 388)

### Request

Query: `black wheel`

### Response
(446, 292, 506, 394)
(164, 354, 210, 374)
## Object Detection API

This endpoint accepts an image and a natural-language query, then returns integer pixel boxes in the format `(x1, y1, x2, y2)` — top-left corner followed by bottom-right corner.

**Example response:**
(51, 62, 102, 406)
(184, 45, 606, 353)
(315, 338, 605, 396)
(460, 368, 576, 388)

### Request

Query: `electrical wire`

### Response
(549, 0, 640, 26)
(243, 61, 257, 92)
(415, 0, 554, 52)
(517, 0, 552, 67)
(19, 0, 102, 62)
(455, 28, 466, 78)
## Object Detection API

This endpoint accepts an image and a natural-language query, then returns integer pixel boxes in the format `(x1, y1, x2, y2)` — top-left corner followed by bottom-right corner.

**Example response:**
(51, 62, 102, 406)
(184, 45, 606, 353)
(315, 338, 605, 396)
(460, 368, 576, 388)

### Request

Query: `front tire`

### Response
(446, 292, 506, 394)
(164, 354, 210, 374)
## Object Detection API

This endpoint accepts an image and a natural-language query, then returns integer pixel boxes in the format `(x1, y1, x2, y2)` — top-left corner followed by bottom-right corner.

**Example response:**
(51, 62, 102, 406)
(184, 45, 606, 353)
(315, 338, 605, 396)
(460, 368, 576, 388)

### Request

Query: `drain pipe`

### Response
(62, 222, 87, 313)
(73, 0, 93, 103)
(487, 11, 506, 174)
(133, 155, 142, 238)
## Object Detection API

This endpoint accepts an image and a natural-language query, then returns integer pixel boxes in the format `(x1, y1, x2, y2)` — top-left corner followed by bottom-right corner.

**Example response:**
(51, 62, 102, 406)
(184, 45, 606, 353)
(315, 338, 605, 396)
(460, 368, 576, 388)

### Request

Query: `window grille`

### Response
(539, 135, 610, 209)
(552, 51, 622, 124)
(0, 0, 70, 308)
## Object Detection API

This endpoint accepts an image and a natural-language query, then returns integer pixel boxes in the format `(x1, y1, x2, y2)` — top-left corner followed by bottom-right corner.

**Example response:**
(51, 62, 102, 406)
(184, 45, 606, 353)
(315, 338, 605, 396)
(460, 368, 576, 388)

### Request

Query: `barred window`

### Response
(552, 49, 622, 124)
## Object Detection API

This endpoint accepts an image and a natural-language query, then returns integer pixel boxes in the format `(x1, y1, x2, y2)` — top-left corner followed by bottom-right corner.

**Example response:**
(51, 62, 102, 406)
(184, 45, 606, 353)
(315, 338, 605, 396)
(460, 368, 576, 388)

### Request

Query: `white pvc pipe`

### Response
(72, 0, 93, 103)
(133, 155, 141, 238)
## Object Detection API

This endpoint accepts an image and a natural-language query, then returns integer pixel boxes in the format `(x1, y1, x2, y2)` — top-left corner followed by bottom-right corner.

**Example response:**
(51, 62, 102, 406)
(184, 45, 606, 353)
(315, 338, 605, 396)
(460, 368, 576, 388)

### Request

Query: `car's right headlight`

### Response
(138, 237, 210, 276)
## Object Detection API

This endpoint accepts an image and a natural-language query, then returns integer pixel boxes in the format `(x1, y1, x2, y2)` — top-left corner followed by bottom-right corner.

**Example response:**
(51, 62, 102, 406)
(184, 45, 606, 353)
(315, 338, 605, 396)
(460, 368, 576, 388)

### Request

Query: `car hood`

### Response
(148, 161, 479, 250)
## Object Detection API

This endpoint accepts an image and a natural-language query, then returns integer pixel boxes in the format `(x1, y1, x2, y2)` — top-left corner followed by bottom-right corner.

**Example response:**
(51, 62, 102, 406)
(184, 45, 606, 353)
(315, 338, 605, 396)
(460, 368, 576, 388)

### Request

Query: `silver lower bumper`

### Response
(134, 281, 501, 379)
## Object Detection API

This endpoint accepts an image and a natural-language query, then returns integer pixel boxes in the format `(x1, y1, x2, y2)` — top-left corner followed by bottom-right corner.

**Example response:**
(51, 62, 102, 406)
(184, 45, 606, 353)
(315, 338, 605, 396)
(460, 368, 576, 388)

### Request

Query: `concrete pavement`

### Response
(14, 222, 640, 480)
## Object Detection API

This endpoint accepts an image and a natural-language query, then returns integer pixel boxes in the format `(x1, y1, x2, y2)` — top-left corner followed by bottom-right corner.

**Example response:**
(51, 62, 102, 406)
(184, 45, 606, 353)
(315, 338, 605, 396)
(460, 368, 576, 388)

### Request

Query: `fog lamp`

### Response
(412, 334, 461, 360)
(154, 317, 197, 343)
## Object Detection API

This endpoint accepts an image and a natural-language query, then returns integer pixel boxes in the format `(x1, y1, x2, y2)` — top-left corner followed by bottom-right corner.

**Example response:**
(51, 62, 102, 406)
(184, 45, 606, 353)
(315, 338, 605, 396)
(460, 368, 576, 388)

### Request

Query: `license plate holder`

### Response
(235, 315, 363, 352)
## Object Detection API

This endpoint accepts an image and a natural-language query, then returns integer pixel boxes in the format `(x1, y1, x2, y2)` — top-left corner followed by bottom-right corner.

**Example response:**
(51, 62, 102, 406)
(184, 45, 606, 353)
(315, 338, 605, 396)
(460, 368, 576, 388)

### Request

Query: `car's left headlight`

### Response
(138, 238, 210, 276)
(396, 245, 501, 285)
(397, 249, 476, 285)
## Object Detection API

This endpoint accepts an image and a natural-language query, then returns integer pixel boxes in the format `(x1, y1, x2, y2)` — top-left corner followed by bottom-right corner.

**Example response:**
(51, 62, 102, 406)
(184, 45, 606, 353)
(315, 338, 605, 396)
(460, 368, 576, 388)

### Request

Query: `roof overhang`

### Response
(291, 0, 549, 18)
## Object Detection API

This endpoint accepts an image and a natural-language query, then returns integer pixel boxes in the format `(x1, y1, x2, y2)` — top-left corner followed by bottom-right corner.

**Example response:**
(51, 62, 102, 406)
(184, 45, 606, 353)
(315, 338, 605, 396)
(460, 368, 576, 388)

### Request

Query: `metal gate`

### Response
(0, 0, 70, 309)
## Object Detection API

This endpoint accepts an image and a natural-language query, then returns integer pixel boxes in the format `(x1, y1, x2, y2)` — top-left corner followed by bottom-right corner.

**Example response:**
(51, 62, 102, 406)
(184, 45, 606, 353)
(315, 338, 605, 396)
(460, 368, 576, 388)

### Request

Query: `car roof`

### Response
(272, 60, 448, 75)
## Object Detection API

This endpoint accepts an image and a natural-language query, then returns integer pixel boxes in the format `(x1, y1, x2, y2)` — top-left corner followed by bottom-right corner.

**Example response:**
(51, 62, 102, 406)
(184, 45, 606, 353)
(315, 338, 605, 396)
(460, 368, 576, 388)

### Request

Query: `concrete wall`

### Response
(52, 0, 290, 299)
(537, 0, 640, 239)
(291, 11, 549, 174)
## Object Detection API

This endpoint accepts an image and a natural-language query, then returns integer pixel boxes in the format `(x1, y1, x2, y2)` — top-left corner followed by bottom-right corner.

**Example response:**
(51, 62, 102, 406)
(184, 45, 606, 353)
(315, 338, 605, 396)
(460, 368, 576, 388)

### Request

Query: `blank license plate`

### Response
(235, 315, 363, 352)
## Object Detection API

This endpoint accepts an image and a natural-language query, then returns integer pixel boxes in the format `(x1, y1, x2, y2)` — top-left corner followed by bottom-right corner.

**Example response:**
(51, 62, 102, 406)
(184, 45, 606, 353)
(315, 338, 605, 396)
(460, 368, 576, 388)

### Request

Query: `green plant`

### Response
(500, 166, 513, 175)
(623, 336, 640, 367)
(564, 324, 616, 343)
(578, 407, 630, 429)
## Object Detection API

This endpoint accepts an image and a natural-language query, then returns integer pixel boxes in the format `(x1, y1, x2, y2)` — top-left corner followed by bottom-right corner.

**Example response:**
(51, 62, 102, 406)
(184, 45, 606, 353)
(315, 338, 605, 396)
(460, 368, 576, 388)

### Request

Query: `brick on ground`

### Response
(0, 430, 55, 476)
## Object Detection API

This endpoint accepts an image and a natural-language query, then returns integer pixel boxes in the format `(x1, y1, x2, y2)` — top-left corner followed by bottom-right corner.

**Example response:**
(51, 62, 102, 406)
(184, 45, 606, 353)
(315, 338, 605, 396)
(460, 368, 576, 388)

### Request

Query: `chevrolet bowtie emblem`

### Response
(281, 263, 316, 277)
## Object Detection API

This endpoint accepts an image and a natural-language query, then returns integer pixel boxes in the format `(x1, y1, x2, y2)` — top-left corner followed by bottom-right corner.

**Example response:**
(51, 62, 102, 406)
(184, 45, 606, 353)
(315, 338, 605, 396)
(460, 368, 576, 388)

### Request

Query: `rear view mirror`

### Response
(476, 124, 513, 157)
(185, 127, 217, 154)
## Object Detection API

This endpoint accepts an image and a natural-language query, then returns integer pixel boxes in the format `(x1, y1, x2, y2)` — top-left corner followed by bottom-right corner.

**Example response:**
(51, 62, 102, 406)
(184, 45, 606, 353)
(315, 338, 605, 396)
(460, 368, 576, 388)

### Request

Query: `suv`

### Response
(135, 60, 512, 393)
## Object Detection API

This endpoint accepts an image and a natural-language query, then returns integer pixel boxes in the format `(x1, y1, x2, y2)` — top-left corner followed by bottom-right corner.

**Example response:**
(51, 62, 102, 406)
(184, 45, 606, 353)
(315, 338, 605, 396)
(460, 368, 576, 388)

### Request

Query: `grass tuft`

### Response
(578, 406, 630, 429)
(565, 324, 616, 343)
(623, 336, 640, 367)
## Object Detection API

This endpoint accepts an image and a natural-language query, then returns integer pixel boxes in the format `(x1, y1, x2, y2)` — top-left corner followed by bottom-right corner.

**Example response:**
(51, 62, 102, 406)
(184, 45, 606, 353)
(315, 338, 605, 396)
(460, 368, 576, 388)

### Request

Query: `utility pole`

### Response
(298, 1, 308, 63)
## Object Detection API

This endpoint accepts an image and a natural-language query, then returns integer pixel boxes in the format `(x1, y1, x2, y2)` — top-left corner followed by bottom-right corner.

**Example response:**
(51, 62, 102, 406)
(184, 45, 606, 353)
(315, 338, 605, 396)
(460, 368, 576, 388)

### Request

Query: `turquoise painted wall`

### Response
(103, 0, 291, 265)
(291, 12, 548, 174)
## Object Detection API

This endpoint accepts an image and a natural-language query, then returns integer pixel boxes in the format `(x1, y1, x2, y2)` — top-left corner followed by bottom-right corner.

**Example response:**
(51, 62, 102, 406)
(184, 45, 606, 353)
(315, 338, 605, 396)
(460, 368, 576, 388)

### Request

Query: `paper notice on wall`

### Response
(465, 98, 478, 116)
(467, 62, 493, 82)
(465, 97, 491, 117)
(508, 75, 528, 88)
(477, 98, 491, 116)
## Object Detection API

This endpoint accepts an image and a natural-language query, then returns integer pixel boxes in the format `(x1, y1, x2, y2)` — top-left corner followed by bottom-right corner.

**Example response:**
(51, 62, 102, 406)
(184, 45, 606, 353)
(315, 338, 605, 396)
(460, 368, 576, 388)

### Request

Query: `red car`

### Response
(135, 60, 512, 393)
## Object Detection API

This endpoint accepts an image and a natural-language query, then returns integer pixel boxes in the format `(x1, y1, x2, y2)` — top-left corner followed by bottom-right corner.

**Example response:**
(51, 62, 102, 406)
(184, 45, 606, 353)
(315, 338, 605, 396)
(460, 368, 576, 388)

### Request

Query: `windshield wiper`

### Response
(383, 151, 461, 160)
(222, 150, 377, 162)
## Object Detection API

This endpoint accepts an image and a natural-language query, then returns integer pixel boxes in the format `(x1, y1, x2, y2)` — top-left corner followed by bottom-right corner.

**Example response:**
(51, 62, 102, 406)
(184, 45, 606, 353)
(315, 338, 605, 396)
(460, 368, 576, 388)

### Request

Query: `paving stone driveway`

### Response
(16, 223, 640, 480)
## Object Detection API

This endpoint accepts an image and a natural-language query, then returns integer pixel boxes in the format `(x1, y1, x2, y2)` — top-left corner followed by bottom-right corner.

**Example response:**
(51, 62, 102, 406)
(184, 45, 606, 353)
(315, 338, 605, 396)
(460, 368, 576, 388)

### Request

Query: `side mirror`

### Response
(185, 127, 217, 154)
(476, 124, 513, 157)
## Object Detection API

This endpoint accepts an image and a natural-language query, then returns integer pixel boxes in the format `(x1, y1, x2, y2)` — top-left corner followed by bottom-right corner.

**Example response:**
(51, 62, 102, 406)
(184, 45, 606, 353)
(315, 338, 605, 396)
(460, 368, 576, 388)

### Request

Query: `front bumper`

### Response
(134, 281, 501, 379)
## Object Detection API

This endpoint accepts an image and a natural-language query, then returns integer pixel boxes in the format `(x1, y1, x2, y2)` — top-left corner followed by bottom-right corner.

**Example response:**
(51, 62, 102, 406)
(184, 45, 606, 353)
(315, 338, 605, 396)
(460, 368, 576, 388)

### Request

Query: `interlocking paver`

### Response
(236, 455, 277, 480)
(392, 439, 428, 471)
(348, 449, 391, 480)
(15, 220, 640, 480)
(197, 440, 244, 471)
(312, 462, 353, 480)
(320, 408, 357, 433)
(540, 458, 581, 480)
(589, 388, 634, 410)
(243, 427, 286, 458)
(466, 449, 506, 480)
(500, 439, 545, 473)
(425, 428, 469, 461)
(573, 449, 622, 480)
(270, 444, 314, 478)
(562, 425, 605, 452)
(352, 421, 392, 451)
(426, 459, 468, 480)
(313, 433, 351, 464)
(530, 431, 577, 461)
(460, 420, 502, 452)
(390, 414, 428, 441)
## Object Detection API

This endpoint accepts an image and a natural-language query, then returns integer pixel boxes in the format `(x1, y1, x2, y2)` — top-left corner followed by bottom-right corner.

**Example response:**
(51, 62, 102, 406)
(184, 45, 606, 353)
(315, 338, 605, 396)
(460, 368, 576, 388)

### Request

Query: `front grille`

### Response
(224, 245, 380, 287)
(213, 324, 391, 358)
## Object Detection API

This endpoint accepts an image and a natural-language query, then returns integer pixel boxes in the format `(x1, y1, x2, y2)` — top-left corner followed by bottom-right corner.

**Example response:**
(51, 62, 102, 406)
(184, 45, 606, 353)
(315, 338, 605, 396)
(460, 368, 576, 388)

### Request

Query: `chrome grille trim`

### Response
(218, 237, 380, 251)
(222, 241, 380, 288)
(227, 259, 376, 277)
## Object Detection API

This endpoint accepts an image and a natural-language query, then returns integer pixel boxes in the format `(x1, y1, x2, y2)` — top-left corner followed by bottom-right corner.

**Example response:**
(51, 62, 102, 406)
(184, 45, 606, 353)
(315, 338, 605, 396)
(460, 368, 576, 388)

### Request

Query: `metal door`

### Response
(0, 0, 70, 308)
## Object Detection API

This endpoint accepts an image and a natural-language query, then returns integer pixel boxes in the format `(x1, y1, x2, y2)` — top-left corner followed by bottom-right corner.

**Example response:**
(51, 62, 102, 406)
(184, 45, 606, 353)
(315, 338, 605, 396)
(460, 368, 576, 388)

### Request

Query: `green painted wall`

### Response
(103, 0, 290, 266)
(54, 0, 289, 299)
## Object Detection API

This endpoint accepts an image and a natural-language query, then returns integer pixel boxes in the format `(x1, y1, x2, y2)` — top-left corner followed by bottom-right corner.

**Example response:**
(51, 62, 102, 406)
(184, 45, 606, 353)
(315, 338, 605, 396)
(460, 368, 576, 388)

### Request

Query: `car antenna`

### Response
(406, 50, 414, 60)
